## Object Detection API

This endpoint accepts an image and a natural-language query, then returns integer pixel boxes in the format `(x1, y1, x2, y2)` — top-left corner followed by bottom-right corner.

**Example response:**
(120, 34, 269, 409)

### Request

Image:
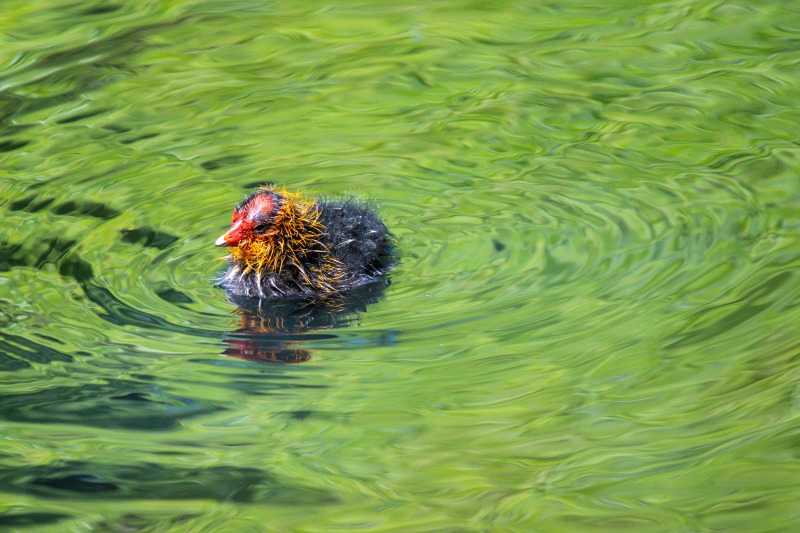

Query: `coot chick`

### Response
(216, 186, 393, 300)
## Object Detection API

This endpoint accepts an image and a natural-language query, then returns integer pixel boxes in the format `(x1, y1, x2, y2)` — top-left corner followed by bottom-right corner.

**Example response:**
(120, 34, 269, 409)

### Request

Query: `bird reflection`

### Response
(220, 279, 389, 363)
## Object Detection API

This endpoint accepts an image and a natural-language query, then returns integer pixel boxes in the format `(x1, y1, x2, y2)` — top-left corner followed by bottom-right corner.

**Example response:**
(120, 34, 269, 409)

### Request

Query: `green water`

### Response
(1, 1, 799, 531)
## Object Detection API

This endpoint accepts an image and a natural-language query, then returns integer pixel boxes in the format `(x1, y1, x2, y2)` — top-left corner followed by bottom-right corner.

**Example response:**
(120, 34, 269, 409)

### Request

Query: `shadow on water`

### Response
(0, 331, 73, 370)
(221, 278, 390, 363)
(0, 512, 71, 529)
(0, 460, 339, 503)
(0, 379, 216, 430)
(0, 459, 338, 530)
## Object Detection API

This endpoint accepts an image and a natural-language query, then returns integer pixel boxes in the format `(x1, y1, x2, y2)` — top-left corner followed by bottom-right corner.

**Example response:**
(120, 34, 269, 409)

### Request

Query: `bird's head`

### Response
(216, 189, 282, 248)
(216, 187, 323, 274)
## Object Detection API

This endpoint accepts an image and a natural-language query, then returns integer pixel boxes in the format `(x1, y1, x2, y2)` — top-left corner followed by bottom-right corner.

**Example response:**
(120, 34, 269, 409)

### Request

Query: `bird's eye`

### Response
(253, 222, 270, 234)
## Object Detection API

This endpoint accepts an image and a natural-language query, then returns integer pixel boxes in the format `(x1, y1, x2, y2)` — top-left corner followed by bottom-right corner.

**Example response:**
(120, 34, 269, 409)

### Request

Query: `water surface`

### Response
(1, 1, 799, 531)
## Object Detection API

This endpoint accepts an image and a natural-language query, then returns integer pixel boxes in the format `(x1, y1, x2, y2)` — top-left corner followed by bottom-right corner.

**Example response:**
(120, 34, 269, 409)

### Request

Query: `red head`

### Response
(216, 191, 281, 247)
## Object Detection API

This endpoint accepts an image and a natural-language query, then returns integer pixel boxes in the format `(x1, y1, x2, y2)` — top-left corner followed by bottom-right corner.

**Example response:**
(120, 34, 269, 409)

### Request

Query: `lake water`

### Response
(1, 1, 799, 531)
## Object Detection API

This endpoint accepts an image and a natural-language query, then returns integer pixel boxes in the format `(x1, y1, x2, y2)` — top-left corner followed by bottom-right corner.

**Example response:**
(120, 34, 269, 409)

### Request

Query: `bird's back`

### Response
(318, 199, 393, 283)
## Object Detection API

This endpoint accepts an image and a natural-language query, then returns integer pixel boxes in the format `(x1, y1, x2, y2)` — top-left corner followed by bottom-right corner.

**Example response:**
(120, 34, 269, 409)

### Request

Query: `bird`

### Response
(215, 186, 393, 300)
